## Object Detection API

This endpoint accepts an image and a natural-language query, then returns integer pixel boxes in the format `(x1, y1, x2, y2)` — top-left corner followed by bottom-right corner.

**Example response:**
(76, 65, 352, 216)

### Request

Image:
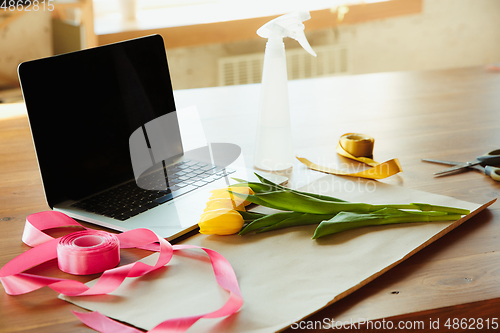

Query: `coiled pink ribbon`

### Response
(57, 230, 120, 275)
(0, 211, 243, 332)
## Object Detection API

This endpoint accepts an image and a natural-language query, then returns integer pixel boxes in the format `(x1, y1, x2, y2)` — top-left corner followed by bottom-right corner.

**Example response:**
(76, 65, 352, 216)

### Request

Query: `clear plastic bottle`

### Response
(254, 11, 316, 171)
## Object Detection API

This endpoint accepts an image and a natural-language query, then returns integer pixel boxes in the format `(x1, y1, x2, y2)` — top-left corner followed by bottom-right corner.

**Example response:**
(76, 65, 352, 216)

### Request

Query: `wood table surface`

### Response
(1, 66, 500, 332)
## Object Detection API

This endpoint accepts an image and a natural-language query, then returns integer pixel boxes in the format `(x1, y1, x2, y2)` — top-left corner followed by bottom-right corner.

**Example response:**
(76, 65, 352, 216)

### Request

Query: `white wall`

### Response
(339, 0, 500, 74)
(167, 0, 500, 90)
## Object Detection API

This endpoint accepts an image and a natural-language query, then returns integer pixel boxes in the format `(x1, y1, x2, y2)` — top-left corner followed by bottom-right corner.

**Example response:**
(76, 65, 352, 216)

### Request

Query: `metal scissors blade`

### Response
(421, 159, 463, 166)
(421, 158, 479, 175)
(422, 149, 500, 181)
(433, 161, 482, 175)
(431, 150, 500, 175)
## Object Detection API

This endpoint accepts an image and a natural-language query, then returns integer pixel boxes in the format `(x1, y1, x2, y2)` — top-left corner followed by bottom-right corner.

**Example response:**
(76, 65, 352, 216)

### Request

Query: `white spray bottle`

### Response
(254, 11, 316, 171)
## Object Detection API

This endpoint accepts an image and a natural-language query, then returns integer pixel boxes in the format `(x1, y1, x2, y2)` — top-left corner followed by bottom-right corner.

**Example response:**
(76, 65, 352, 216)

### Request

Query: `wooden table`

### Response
(1, 67, 499, 332)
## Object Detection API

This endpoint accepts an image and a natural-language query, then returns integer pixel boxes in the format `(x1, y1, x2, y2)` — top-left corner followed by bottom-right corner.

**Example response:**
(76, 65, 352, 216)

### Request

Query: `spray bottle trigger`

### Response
(293, 33, 317, 57)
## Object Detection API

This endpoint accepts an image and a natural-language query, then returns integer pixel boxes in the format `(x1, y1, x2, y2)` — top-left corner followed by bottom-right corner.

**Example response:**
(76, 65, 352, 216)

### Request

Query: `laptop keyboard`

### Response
(71, 160, 235, 221)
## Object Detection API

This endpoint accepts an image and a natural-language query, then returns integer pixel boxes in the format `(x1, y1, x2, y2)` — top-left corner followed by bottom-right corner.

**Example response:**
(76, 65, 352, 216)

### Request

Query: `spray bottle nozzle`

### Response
(257, 11, 317, 57)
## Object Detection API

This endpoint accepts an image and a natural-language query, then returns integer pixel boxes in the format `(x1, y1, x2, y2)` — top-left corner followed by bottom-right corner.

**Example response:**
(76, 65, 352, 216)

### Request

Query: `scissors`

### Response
(422, 149, 500, 182)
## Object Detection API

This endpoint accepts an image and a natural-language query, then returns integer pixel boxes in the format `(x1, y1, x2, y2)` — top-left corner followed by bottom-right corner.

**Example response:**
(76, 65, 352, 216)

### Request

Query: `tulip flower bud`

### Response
(209, 187, 255, 206)
(198, 208, 245, 235)
(204, 198, 246, 212)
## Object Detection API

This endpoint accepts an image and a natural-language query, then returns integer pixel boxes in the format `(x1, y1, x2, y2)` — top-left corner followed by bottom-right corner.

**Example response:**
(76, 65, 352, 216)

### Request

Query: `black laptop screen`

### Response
(19, 35, 179, 207)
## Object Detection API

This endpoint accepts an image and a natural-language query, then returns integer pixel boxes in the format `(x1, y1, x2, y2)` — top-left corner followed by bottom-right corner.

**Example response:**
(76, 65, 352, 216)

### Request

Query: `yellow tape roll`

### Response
(339, 133, 374, 158)
(297, 133, 402, 180)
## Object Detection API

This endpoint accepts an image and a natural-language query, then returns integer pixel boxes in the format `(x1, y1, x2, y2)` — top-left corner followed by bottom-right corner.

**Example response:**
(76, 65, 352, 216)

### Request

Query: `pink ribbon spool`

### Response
(0, 211, 243, 333)
(57, 230, 120, 275)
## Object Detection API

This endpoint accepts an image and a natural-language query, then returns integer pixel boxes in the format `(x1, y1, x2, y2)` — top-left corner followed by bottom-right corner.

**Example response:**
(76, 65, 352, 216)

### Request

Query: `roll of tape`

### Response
(57, 230, 120, 275)
(296, 132, 403, 180)
(339, 133, 374, 158)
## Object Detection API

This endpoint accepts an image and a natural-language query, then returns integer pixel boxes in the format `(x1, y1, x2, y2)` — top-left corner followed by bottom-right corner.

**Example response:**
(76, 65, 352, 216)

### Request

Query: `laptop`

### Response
(18, 35, 287, 240)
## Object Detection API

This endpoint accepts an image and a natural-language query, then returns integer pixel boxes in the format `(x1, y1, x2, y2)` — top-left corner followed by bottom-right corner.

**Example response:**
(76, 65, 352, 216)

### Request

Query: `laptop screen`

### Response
(19, 35, 180, 208)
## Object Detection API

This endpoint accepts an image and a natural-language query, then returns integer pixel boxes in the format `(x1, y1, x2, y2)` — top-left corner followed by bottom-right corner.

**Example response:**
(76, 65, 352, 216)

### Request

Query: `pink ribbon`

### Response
(0, 211, 243, 332)
(57, 230, 121, 275)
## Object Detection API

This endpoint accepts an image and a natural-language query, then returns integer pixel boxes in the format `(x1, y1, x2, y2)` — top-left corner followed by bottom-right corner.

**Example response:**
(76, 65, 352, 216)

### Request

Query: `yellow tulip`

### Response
(204, 198, 246, 212)
(198, 208, 244, 235)
(209, 186, 255, 207)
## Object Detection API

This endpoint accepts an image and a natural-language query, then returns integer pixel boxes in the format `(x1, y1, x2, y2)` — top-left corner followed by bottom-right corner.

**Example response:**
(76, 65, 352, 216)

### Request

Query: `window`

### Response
(93, 0, 390, 21)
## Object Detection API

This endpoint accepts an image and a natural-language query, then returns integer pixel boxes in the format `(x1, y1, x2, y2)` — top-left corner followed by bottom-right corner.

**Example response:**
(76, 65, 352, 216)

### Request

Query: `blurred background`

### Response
(0, 0, 499, 109)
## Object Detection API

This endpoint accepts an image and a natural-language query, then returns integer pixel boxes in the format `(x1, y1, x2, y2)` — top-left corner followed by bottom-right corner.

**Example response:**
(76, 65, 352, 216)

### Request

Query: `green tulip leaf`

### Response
(254, 173, 347, 202)
(229, 180, 278, 194)
(228, 191, 286, 211)
(239, 211, 299, 235)
(257, 213, 336, 233)
(238, 211, 266, 221)
(313, 211, 463, 239)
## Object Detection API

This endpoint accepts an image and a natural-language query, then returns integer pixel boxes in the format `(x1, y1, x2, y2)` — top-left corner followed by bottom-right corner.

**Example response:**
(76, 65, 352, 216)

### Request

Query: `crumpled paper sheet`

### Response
(61, 175, 489, 332)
